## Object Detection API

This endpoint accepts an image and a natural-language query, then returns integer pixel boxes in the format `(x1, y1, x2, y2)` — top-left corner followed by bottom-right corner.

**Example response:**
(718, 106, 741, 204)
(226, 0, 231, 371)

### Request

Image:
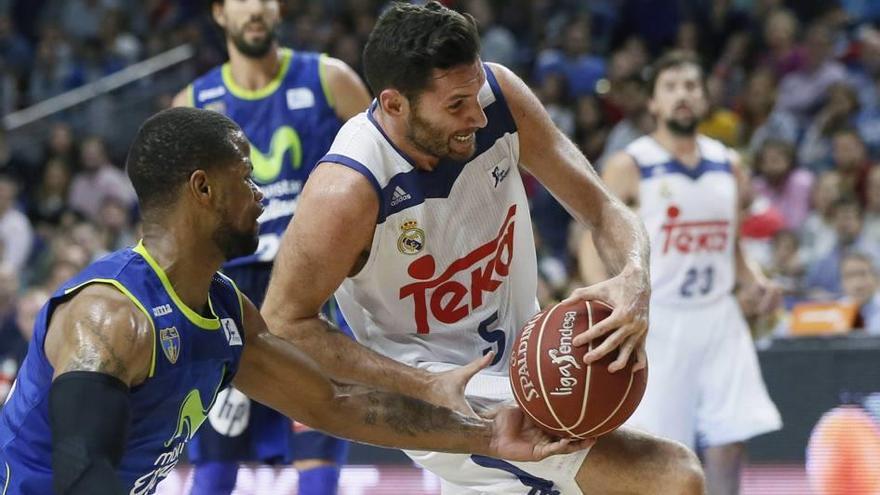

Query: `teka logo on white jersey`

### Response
(400, 205, 516, 334)
(153, 304, 172, 317)
(390, 186, 412, 207)
(222, 318, 243, 346)
(660, 204, 730, 255)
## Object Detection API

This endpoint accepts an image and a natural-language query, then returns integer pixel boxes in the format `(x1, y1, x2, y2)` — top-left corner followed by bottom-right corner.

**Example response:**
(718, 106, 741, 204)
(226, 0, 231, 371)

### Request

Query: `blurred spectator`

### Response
(27, 29, 75, 103)
(751, 139, 815, 229)
(698, 75, 742, 146)
(538, 73, 575, 137)
(798, 82, 861, 171)
(28, 158, 71, 230)
(839, 251, 880, 334)
(0, 267, 22, 405)
(775, 22, 847, 121)
(863, 166, 880, 243)
(0, 128, 37, 198)
(756, 8, 804, 78)
(97, 196, 134, 250)
(805, 197, 880, 298)
(534, 16, 605, 99)
(99, 9, 141, 65)
(0, 174, 32, 273)
(802, 170, 843, 264)
(767, 230, 806, 308)
(830, 127, 872, 202)
(573, 95, 608, 162)
(42, 122, 78, 168)
(738, 68, 799, 152)
(466, 0, 516, 69)
(55, 0, 118, 43)
(67, 136, 135, 222)
(0, 14, 32, 79)
(596, 73, 653, 169)
(694, 0, 751, 63)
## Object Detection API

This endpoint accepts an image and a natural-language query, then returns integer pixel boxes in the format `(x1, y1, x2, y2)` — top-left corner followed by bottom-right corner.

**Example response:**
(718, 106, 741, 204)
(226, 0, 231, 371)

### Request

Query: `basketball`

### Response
(509, 300, 647, 439)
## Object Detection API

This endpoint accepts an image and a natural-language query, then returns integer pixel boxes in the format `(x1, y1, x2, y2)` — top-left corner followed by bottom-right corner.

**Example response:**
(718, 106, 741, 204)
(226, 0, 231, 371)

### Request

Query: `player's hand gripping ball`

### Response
(509, 300, 647, 439)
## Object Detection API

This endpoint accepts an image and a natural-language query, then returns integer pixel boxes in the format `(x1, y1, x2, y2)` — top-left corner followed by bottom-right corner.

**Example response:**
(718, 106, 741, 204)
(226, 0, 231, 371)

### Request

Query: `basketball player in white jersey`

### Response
(262, 3, 705, 494)
(580, 51, 782, 495)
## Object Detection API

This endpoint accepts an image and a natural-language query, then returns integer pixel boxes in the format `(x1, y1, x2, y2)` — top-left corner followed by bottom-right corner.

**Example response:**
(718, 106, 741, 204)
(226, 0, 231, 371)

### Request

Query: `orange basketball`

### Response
(509, 300, 647, 439)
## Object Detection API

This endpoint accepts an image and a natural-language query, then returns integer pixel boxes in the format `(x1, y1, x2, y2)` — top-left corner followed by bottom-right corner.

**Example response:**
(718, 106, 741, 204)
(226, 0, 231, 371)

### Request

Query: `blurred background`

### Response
(1, 0, 880, 493)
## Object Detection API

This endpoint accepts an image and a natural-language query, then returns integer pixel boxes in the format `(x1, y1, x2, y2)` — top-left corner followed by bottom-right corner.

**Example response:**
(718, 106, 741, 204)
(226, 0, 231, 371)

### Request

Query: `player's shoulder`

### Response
(696, 134, 735, 164)
(624, 135, 668, 166)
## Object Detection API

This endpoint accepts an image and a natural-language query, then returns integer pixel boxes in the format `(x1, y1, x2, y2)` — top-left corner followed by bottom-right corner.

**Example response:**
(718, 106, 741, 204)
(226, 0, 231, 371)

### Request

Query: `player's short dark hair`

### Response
(363, 1, 480, 100)
(646, 50, 704, 97)
(126, 107, 242, 213)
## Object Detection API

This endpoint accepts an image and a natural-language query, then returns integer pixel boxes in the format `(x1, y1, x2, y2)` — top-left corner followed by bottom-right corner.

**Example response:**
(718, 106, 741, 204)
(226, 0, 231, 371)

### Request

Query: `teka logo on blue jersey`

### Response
(152, 304, 172, 317)
(160, 327, 181, 364)
(222, 318, 243, 347)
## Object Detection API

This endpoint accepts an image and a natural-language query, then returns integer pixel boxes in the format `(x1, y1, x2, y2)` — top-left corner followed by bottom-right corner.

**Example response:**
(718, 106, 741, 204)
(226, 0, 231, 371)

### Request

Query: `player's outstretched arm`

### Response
(43, 284, 154, 495)
(488, 62, 651, 372)
(236, 295, 589, 460)
(261, 163, 476, 415)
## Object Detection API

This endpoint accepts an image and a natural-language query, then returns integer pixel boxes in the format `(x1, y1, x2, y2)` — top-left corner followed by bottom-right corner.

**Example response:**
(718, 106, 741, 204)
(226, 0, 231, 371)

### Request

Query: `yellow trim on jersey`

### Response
(186, 84, 195, 107)
(318, 53, 335, 108)
(216, 272, 244, 322)
(63, 278, 158, 378)
(222, 48, 293, 100)
(133, 241, 221, 330)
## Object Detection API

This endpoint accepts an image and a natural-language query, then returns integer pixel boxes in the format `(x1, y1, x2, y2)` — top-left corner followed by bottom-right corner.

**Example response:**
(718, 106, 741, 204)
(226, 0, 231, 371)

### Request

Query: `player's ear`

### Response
(188, 170, 212, 205)
(211, 2, 227, 29)
(378, 89, 408, 118)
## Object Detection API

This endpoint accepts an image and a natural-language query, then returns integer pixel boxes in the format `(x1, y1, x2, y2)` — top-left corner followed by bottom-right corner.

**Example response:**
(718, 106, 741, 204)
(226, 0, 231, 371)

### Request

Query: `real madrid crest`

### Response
(397, 219, 425, 255)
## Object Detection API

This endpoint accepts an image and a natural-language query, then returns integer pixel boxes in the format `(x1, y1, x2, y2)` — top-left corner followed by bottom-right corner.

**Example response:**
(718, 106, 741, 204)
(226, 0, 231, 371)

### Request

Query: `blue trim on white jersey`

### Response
(321, 153, 385, 221)
(639, 158, 731, 180)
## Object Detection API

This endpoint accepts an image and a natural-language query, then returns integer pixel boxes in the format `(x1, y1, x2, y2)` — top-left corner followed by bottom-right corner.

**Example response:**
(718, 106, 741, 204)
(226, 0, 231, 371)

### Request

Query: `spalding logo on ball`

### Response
(509, 300, 648, 439)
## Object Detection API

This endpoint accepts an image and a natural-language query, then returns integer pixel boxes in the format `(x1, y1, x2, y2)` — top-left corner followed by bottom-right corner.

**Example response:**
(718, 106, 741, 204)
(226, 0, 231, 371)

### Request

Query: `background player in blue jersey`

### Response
(170, 1, 371, 493)
(0, 107, 586, 495)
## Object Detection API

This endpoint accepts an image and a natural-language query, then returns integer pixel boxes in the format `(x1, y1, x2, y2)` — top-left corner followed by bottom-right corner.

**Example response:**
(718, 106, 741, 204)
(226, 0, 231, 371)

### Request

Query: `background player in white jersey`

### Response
(262, 3, 705, 494)
(580, 51, 782, 495)
(171, 1, 371, 493)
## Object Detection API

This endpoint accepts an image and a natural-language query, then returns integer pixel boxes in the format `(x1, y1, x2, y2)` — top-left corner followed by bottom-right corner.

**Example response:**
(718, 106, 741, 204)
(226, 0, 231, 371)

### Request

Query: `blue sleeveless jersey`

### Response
(0, 242, 245, 495)
(189, 48, 343, 267)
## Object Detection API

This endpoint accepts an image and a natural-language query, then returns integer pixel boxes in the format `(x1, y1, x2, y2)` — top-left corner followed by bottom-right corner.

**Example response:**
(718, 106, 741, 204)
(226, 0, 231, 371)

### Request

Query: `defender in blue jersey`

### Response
(171, 1, 371, 493)
(0, 108, 585, 495)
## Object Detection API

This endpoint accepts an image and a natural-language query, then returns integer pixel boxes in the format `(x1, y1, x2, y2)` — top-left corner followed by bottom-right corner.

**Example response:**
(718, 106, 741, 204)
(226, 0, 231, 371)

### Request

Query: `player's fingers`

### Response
(608, 335, 638, 373)
(561, 283, 606, 305)
(633, 337, 648, 372)
(573, 307, 624, 347)
(582, 324, 628, 365)
(461, 351, 494, 381)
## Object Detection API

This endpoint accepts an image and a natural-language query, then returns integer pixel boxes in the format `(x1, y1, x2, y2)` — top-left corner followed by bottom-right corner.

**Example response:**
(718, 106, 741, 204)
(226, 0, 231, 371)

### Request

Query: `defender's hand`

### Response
(566, 266, 651, 373)
(424, 352, 495, 418)
(485, 405, 594, 461)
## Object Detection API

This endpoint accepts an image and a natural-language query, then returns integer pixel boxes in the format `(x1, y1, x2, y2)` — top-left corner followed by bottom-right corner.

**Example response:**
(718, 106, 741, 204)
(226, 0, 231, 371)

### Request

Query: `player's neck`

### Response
(226, 44, 283, 92)
(372, 107, 440, 171)
(652, 127, 700, 167)
(140, 222, 223, 316)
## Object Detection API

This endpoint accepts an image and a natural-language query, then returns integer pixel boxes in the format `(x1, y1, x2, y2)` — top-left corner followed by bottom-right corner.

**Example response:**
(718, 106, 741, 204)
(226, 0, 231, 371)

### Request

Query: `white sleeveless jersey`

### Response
(626, 135, 737, 306)
(324, 66, 539, 371)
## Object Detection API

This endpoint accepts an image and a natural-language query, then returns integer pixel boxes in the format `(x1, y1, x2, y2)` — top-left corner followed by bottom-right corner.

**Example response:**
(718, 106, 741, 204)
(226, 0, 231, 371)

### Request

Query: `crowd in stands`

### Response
(1, 0, 880, 399)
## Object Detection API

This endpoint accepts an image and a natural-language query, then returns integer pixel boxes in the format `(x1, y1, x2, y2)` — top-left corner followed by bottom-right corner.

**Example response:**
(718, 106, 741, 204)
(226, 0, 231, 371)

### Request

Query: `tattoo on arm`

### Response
(355, 390, 484, 437)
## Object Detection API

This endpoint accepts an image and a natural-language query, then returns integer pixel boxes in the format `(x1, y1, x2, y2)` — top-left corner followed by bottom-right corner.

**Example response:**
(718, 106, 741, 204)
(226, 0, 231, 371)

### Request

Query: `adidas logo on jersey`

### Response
(153, 304, 173, 317)
(390, 186, 412, 207)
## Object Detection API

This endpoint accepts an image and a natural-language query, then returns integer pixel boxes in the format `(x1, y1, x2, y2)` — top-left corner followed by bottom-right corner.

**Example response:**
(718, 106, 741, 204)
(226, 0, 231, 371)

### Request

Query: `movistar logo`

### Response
(164, 389, 210, 447)
(250, 126, 302, 183)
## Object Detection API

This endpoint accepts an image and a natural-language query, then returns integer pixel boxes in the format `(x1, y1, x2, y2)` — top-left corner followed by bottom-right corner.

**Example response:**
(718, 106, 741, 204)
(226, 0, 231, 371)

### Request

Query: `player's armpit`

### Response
(44, 283, 154, 387)
(601, 152, 641, 209)
(320, 56, 372, 121)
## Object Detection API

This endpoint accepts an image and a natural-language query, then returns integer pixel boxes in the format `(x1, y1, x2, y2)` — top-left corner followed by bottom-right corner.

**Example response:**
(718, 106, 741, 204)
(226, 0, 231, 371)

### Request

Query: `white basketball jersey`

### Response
(324, 66, 539, 372)
(626, 135, 737, 306)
